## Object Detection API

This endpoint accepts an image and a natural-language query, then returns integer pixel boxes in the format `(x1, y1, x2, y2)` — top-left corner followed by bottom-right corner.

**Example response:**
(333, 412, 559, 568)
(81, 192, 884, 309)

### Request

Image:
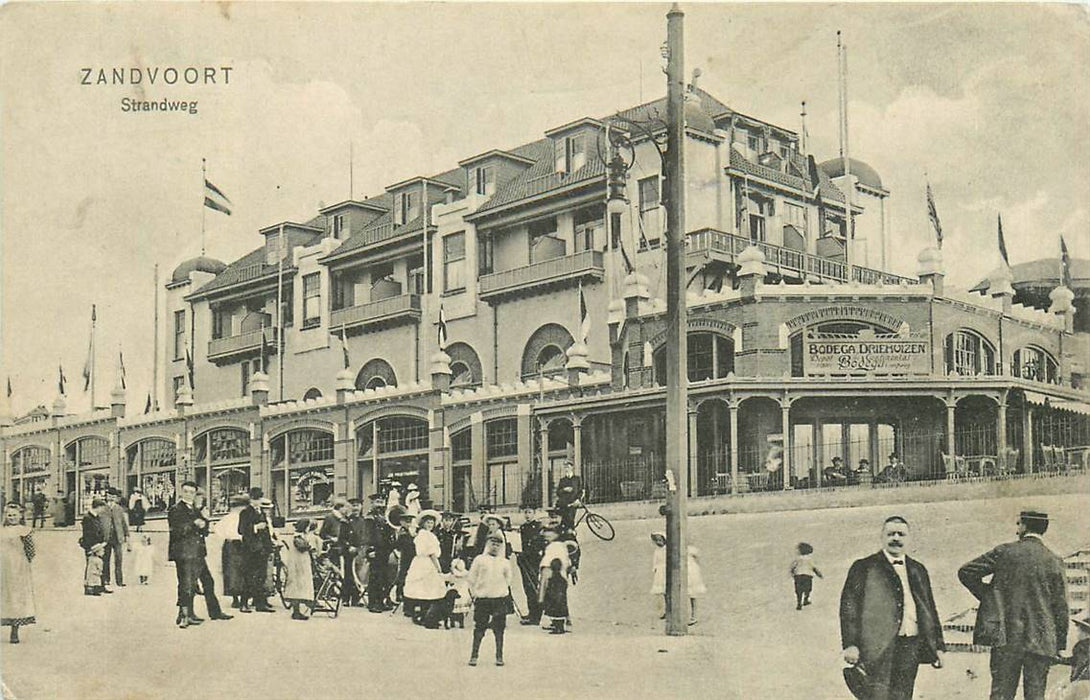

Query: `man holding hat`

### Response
(958, 509, 1069, 700)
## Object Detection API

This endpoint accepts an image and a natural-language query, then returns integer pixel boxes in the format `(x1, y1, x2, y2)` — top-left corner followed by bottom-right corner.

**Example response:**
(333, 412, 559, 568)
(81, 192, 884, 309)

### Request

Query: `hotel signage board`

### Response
(804, 329, 930, 376)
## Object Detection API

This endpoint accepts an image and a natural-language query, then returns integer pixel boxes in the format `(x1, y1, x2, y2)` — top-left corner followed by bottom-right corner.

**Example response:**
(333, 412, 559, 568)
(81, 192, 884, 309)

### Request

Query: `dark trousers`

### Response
(517, 555, 542, 622)
(242, 550, 269, 606)
(868, 636, 921, 700)
(175, 557, 198, 608)
(557, 501, 577, 531)
(471, 597, 508, 659)
(793, 574, 812, 607)
(32, 510, 45, 528)
(366, 555, 388, 609)
(102, 542, 123, 585)
(341, 552, 359, 604)
(194, 559, 223, 617)
(989, 646, 1052, 700)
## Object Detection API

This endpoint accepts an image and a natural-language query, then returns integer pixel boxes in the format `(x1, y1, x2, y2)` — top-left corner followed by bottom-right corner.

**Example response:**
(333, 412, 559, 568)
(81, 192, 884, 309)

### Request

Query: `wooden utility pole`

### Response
(664, 2, 690, 637)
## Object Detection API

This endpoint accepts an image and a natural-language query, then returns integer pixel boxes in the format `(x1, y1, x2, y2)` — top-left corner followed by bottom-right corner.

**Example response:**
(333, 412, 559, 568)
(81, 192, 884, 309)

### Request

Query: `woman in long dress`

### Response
(280, 518, 320, 620)
(403, 510, 448, 629)
(1, 503, 37, 643)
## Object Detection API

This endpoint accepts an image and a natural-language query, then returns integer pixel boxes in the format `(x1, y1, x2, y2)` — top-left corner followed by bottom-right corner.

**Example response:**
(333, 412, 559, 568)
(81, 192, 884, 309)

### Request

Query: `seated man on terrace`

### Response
(822, 457, 849, 486)
(874, 453, 907, 484)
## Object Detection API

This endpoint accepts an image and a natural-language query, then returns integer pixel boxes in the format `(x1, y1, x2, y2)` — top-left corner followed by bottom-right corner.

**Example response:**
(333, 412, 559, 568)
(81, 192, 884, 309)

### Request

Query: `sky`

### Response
(1, 2, 1088, 417)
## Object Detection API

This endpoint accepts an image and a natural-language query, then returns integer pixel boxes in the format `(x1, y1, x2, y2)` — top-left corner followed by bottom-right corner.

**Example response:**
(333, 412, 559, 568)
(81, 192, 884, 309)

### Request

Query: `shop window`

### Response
(944, 330, 996, 376)
(451, 429, 472, 463)
(271, 429, 335, 516)
(653, 332, 735, 385)
(377, 417, 429, 454)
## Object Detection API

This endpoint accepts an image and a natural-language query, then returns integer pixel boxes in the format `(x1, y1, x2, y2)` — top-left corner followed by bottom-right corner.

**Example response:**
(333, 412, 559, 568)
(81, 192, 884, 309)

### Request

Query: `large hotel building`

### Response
(3, 87, 1088, 520)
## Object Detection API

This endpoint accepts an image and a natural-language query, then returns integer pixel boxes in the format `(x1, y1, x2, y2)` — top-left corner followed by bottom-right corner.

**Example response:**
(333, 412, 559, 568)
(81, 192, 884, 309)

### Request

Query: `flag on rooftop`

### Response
(204, 178, 232, 216)
(997, 214, 1010, 267)
(437, 305, 448, 351)
(926, 180, 943, 249)
(1060, 236, 1073, 289)
(58, 364, 67, 396)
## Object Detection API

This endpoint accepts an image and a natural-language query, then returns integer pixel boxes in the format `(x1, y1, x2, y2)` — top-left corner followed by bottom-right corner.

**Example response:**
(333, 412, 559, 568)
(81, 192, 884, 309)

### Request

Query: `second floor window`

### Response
(475, 166, 495, 196)
(747, 132, 761, 155)
(173, 310, 186, 360)
(639, 176, 660, 212)
(574, 208, 604, 253)
(945, 330, 996, 377)
(444, 232, 466, 293)
(478, 233, 494, 276)
(529, 218, 563, 264)
(302, 273, 321, 329)
(211, 309, 229, 340)
(785, 202, 807, 231)
(395, 191, 419, 226)
(332, 213, 348, 239)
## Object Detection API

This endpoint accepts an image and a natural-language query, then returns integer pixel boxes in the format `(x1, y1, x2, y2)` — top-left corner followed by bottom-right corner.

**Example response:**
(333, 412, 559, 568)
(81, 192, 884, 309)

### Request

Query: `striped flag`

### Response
(185, 347, 195, 391)
(578, 283, 590, 345)
(118, 349, 127, 390)
(58, 364, 67, 396)
(340, 324, 351, 370)
(926, 181, 943, 249)
(204, 178, 232, 216)
(1061, 236, 1073, 289)
(82, 305, 96, 392)
(997, 214, 1009, 266)
(437, 304, 448, 350)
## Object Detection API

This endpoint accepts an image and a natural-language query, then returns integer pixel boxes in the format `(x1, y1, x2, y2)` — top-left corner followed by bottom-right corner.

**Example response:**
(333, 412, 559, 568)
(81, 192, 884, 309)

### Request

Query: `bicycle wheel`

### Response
(584, 512, 615, 541)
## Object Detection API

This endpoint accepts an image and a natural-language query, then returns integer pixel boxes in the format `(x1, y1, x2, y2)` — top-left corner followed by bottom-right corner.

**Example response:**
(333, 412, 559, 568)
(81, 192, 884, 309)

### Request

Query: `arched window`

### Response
(1012, 346, 1059, 384)
(944, 330, 997, 376)
(355, 358, 397, 391)
(303, 387, 323, 401)
(356, 416, 430, 501)
(521, 324, 574, 379)
(192, 428, 251, 516)
(9, 446, 50, 507)
(270, 429, 335, 516)
(653, 332, 735, 385)
(126, 438, 178, 515)
(446, 342, 482, 389)
(65, 436, 111, 514)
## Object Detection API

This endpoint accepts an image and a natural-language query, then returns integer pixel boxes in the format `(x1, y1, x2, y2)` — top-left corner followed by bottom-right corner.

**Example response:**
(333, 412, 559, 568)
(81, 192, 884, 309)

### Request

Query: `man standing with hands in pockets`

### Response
(840, 516, 945, 699)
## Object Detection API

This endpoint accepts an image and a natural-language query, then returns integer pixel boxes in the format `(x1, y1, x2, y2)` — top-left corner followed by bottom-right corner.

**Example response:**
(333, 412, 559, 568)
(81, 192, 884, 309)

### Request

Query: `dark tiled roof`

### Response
(729, 148, 847, 204)
(188, 229, 319, 299)
(472, 140, 606, 216)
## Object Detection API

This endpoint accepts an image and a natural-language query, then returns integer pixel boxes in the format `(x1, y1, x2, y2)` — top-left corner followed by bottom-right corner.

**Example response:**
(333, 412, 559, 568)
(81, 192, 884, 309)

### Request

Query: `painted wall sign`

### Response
(804, 329, 930, 375)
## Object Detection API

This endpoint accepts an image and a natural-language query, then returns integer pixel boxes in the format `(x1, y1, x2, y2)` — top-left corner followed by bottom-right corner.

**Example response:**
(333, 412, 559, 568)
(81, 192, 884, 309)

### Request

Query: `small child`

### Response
(449, 559, 472, 628)
(539, 526, 573, 634)
(467, 534, 512, 666)
(649, 531, 706, 626)
(789, 542, 822, 610)
(133, 535, 155, 585)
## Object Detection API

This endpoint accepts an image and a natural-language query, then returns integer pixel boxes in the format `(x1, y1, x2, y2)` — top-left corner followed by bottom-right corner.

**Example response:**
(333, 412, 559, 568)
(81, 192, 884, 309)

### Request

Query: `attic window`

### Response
(395, 191, 420, 226)
(475, 166, 495, 196)
(555, 134, 586, 174)
(332, 213, 348, 239)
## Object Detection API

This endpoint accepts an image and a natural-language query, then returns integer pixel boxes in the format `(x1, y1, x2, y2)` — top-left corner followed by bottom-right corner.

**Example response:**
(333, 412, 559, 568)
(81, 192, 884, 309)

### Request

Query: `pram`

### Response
(273, 541, 344, 618)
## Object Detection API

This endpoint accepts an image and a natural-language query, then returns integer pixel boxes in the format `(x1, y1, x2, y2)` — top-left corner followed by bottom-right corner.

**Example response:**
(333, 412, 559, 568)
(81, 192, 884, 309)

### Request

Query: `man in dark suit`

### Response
(362, 494, 395, 612)
(169, 480, 228, 628)
(96, 489, 116, 592)
(840, 515, 945, 699)
(80, 498, 108, 595)
(958, 509, 1069, 700)
(554, 461, 584, 532)
(101, 490, 129, 587)
(344, 498, 366, 607)
(237, 487, 275, 613)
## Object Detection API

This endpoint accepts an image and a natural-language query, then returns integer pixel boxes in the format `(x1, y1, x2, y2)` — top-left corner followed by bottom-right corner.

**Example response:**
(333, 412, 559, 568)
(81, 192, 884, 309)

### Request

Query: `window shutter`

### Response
(555, 139, 566, 173)
(944, 334, 954, 375)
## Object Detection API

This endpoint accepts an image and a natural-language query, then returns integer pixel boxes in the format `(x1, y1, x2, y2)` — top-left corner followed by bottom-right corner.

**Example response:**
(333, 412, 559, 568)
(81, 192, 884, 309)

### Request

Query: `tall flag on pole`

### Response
(82, 305, 96, 392)
(340, 324, 351, 370)
(185, 347, 195, 391)
(578, 283, 590, 346)
(997, 214, 1010, 267)
(926, 180, 943, 249)
(118, 349, 127, 390)
(1060, 236, 1073, 289)
(58, 364, 67, 396)
(437, 304, 448, 351)
(6, 376, 11, 399)
(259, 322, 268, 374)
(144, 393, 152, 414)
(204, 177, 233, 216)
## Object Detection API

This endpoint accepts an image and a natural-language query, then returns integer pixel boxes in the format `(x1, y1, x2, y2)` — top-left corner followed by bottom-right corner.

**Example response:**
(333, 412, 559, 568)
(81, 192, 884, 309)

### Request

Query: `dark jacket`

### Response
(167, 500, 208, 562)
(320, 512, 350, 556)
(80, 511, 105, 552)
(556, 475, 584, 506)
(840, 551, 945, 667)
(958, 536, 1069, 657)
(347, 514, 368, 549)
(238, 505, 273, 554)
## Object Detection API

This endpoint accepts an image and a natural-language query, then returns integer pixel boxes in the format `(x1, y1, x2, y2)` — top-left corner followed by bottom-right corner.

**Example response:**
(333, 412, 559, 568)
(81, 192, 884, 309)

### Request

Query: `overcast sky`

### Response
(2, 2, 1088, 416)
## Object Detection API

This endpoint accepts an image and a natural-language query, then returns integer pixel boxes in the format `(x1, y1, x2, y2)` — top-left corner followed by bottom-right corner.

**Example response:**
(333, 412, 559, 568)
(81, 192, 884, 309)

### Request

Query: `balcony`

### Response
(207, 327, 278, 362)
(686, 228, 916, 286)
(330, 293, 421, 334)
(479, 249, 605, 302)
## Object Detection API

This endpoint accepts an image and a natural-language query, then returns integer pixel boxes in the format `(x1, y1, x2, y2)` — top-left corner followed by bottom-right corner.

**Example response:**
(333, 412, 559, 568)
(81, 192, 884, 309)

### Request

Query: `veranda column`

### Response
(729, 400, 739, 495)
(688, 401, 699, 497)
(1023, 405, 1034, 473)
(781, 398, 792, 490)
(946, 398, 957, 462)
(997, 395, 1008, 473)
(538, 419, 550, 510)
(571, 414, 583, 477)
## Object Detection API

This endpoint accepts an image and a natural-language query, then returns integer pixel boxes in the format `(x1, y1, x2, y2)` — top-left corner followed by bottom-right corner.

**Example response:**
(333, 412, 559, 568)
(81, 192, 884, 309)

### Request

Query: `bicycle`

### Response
(569, 501, 615, 542)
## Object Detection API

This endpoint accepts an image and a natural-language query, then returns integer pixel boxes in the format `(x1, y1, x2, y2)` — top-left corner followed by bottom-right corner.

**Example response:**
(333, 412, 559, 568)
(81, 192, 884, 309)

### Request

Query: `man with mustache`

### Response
(840, 516, 945, 699)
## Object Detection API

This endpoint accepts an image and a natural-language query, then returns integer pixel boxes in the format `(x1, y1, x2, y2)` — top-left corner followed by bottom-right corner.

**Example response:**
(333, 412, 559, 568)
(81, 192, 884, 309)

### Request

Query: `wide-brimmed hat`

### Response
(843, 664, 870, 699)
(482, 513, 505, 528)
(418, 509, 441, 524)
(406, 483, 419, 492)
(650, 531, 667, 544)
(258, 498, 273, 508)
(564, 540, 580, 554)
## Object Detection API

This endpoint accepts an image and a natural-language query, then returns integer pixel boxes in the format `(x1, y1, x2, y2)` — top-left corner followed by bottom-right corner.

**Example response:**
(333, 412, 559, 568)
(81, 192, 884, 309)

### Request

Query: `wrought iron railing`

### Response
(479, 249, 604, 297)
(330, 293, 420, 328)
(207, 327, 277, 359)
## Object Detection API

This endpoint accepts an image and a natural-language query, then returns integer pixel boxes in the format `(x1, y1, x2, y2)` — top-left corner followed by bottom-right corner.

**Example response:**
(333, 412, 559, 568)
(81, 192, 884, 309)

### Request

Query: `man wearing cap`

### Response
(436, 511, 460, 574)
(362, 493, 393, 612)
(840, 516, 945, 699)
(344, 498, 367, 607)
(958, 510, 1069, 700)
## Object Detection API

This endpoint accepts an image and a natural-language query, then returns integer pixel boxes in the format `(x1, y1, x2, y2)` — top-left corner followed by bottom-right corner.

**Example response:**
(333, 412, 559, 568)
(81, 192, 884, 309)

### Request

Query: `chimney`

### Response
(989, 266, 1014, 315)
(916, 247, 944, 296)
(737, 245, 766, 300)
(110, 379, 126, 419)
(565, 342, 590, 386)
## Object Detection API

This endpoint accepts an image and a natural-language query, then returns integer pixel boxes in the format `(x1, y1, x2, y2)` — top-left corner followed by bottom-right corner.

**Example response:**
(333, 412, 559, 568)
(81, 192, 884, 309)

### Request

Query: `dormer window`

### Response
(555, 134, 586, 174)
(332, 213, 348, 239)
(474, 166, 495, 196)
(395, 191, 420, 226)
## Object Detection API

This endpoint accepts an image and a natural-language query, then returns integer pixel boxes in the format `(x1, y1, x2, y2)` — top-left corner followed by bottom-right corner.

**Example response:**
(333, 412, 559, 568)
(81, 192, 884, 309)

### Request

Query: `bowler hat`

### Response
(843, 664, 871, 699)
(482, 513, 505, 528)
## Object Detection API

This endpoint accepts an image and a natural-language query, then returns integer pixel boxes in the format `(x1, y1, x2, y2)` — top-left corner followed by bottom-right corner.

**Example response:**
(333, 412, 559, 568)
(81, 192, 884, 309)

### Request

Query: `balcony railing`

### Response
(686, 228, 916, 286)
(358, 222, 398, 248)
(330, 293, 421, 332)
(207, 327, 278, 362)
(479, 249, 604, 301)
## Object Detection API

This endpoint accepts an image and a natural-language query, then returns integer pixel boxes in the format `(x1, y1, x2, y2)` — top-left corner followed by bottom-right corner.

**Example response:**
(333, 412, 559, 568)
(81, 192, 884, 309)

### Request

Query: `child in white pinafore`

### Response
(133, 535, 155, 585)
(449, 559, 473, 627)
(650, 531, 706, 626)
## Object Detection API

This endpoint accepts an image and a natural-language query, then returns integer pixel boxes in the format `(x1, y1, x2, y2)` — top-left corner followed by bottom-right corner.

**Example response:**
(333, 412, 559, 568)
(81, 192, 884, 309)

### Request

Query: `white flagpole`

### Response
(277, 219, 286, 403)
(201, 159, 207, 256)
(838, 32, 854, 280)
(152, 264, 160, 411)
(90, 304, 97, 410)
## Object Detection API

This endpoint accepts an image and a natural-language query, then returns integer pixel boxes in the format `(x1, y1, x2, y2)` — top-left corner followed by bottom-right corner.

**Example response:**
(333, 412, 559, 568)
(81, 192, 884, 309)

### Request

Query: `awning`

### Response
(1023, 390, 1051, 407)
(1052, 400, 1090, 417)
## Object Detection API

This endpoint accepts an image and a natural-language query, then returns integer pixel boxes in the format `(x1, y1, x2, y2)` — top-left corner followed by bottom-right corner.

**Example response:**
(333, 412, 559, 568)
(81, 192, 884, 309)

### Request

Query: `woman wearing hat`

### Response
(404, 509, 448, 629)
(1, 503, 36, 643)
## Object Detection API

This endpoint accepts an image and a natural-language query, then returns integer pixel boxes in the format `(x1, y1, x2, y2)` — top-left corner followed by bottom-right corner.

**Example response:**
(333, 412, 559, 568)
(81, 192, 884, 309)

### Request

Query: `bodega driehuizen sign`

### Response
(804, 331, 930, 375)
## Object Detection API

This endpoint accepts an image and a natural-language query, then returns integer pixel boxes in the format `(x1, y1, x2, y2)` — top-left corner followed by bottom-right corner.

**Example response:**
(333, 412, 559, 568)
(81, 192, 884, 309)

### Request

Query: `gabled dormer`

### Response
(545, 117, 604, 175)
(458, 149, 536, 198)
(385, 176, 461, 226)
(259, 221, 323, 265)
(319, 199, 388, 241)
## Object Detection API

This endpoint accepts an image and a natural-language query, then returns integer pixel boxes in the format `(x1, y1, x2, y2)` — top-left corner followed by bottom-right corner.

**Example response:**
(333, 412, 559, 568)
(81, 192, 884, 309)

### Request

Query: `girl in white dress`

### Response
(404, 510, 448, 628)
(649, 531, 706, 626)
